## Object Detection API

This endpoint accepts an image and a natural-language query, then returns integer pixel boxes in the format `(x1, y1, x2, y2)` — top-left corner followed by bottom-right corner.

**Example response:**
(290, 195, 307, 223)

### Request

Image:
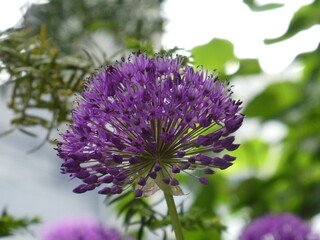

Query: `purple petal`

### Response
(73, 184, 88, 193)
(171, 165, 180, 173)
(148, 171, 157, 179)
(154, 163, 162, 171)
(223, 154, 237, 162)
(83, 175, 98, 184)
(98, 187, 111, 195)
(162, 177, 170, 184)
(204, 168, 215, 175)
(135, 189, 143, 198)
(199, 176, 209, 185)
(212, 157, 233, 170)
(101, 175, 114, 183)
(171, 178, 179, 186)
(138, 177, 147, 186)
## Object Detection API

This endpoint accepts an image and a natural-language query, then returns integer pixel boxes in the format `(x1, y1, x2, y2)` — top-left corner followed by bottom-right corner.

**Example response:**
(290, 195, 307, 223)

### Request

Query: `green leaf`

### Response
(0, 28, 92, 145)
(236, 58, 262, 75)
(0, 209, 40, 237)
(265, 0, 320, 44)
(158, 46, 183, 56)
(17, 127, 38, 137)
(191, 174, 230, 214)
(0, 128, 15, 137)
(244, 0, 284, 12)
(226, 139, 270, 175)
(123, 37, 154, 56)
(191, 38, 237, 75)
(184, 228, 222, 240)
(244, 81, 302, 121)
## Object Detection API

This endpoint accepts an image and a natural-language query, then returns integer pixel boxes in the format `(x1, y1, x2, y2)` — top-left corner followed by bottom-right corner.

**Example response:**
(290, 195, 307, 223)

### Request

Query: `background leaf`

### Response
(265, 0, 320, 44)
(0, 209, 40, 237)
(244, 81, 302, 121)
(243, 0, 284, 12)
(191, 38, 236, 76)
(236, 58, 262, 75)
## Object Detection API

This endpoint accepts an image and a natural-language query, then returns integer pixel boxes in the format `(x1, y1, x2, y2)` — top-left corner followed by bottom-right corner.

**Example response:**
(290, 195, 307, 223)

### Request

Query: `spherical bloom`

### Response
(56, 53, 244, 197)
(240, 213, 320, 240)
(40, 217, 127, 240)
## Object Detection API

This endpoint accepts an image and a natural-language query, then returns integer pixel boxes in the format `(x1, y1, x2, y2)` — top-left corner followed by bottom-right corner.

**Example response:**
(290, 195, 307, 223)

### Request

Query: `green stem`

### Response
(164, 193, 184, 240)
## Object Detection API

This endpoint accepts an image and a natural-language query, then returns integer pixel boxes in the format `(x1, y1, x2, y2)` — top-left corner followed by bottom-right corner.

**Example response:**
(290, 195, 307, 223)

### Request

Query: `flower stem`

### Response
(164, 192, 184, 240)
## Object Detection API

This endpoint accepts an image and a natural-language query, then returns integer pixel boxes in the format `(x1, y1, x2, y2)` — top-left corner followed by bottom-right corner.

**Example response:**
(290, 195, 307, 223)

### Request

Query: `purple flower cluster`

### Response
(40, 217, 125, 240)
(57, 53, 244, 197)
(240, 213, 319, 240)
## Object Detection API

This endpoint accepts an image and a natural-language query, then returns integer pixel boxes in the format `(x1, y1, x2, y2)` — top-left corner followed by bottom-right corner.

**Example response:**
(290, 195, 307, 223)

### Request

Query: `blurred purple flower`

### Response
(240, 213, 319, 240)
(56, 53, 244, 197)
(40, 217, 128, 240)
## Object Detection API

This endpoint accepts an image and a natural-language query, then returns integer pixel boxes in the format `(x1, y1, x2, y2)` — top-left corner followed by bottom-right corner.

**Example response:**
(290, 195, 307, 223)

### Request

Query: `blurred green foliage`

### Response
(0, 26, 93, 148)
(265, 0, 320, 44)
(191, 38, 237, 76)
(191, 38, 263, 77)
(23, 0, 164, 53)
(1, 0, 320, 239)
(106, 190, 225, 240)
(188, 0, 320, 233)
(0, 209, 39, 237)
(243, 0, 284, 12)
(244, 81, 302, 121)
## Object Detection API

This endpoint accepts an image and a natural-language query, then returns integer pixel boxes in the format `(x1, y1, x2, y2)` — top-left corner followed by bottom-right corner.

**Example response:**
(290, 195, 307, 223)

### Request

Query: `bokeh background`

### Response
(1, 0, 320, 239)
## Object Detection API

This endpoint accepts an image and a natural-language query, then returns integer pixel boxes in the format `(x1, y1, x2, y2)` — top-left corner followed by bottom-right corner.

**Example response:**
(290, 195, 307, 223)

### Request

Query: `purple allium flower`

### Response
(240, 213, 320, 240)
(56, 53, 244, 197)
(40, 217, 126, 240)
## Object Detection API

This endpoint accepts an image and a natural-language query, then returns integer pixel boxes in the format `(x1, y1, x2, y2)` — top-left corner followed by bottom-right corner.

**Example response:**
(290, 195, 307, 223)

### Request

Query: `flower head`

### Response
(40, 217, 126, 240)
(240, 213, 319, 240)
(57, 53, 244, 197)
